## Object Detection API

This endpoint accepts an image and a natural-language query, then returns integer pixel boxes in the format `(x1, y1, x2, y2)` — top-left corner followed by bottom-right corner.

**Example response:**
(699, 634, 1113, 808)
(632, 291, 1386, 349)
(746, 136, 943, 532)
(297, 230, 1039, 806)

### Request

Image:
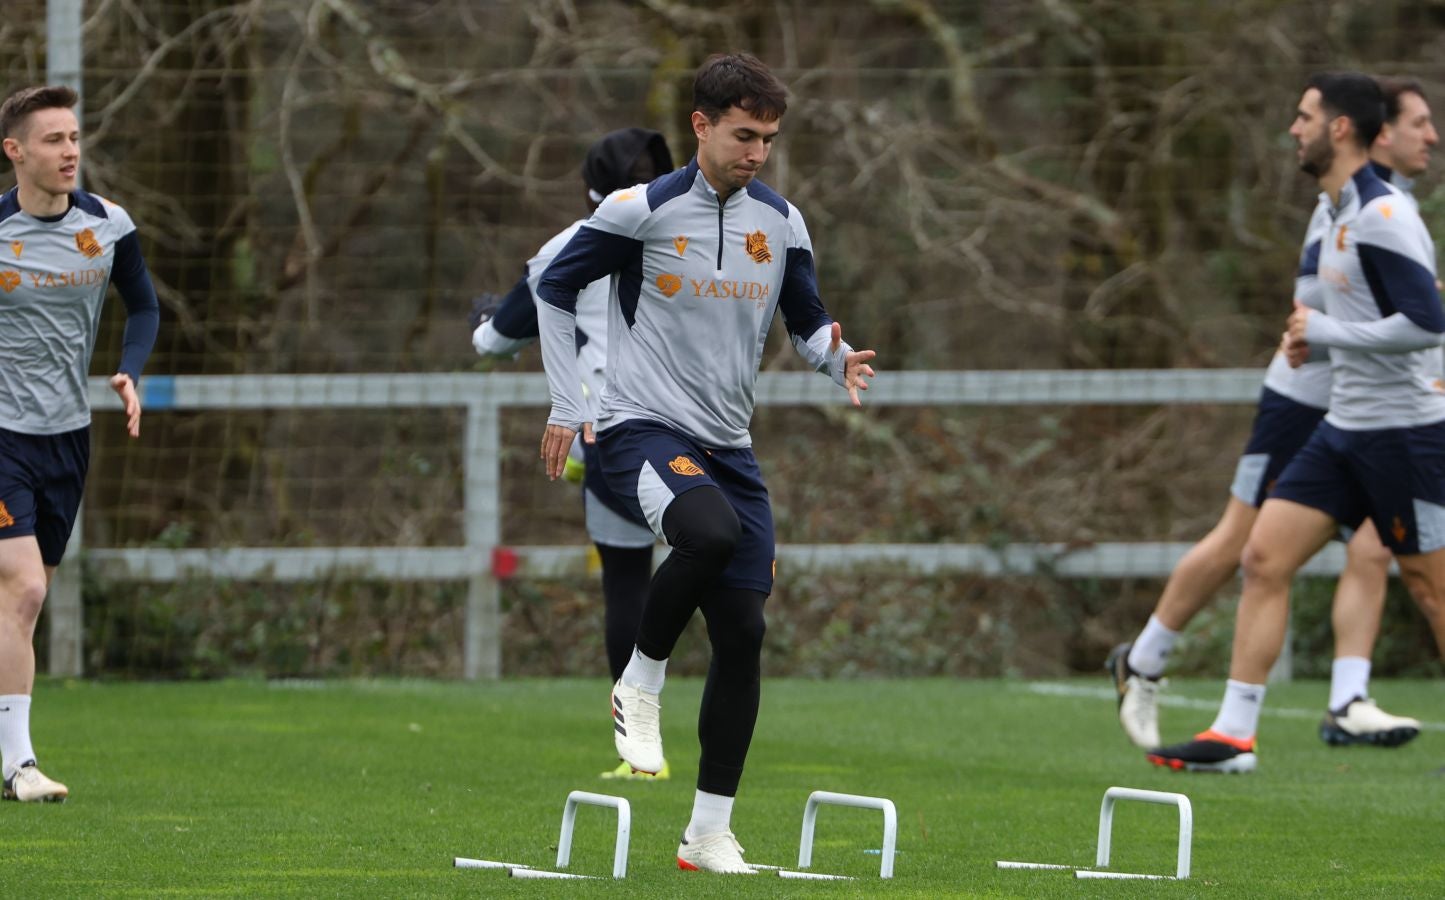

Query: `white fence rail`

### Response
(53, 369, 1335, 679)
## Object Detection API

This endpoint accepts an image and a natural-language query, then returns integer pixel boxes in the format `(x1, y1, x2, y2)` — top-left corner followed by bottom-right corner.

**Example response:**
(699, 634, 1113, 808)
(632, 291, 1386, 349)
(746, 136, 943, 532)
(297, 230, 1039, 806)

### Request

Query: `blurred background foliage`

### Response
(6, 0, 1445, 676)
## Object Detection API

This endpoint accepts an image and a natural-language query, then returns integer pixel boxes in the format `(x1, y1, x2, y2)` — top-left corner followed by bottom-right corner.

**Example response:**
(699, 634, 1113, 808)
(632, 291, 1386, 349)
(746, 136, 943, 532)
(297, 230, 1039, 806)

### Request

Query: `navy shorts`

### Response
(0, 425, 90, 566)
(596, 419, 775, 593)
(1271, 419, 1445, 554)
(1230, 388, 1327, 507)
(581, 440, 653, 548)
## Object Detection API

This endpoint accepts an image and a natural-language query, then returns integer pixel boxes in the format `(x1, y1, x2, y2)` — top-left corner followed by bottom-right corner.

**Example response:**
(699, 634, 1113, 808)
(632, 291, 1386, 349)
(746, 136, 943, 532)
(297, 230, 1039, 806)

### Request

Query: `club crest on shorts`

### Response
(745, 230, 772, 264)
(668, 455, 703, 476)
(75, 229, 104, 259)
(0, 499, 13, 529)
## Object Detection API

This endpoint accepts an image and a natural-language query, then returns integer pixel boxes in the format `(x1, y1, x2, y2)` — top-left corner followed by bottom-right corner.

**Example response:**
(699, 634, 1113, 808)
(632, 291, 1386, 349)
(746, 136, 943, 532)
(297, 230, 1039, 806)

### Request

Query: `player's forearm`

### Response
(111, 234, 160, 381)
(1305, 311, 1443, 354)
(537, 302, 587, 429)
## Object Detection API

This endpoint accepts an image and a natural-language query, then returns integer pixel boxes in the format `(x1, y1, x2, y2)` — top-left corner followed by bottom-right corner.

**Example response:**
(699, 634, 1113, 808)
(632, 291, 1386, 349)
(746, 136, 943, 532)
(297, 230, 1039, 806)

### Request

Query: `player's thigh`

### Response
(707, 448, 775, 595)
(595, 421, 720, 538)
(1246, 498, 1338, 576)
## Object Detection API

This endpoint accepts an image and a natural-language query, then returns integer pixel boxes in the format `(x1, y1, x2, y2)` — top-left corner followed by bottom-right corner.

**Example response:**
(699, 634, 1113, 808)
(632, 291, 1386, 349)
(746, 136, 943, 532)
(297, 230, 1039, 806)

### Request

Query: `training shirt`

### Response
(470, 220, 613, 419)
(536, 157, 851, 449)
(0, 188, 159, 435)
(1263, 162, 1422, 410)
(1305, 163, 1445, 430)
(1262, 198, 1333, 409)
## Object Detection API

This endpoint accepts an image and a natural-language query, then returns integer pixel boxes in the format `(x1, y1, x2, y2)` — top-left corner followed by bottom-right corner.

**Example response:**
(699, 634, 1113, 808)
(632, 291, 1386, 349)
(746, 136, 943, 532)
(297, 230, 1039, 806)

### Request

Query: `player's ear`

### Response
(1, 137, 20, 163)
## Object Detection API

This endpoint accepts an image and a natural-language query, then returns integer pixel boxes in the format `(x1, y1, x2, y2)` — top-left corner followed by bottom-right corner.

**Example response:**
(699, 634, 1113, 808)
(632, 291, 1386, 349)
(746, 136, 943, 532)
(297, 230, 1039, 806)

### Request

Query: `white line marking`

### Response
(1023, 682, 1445, 732)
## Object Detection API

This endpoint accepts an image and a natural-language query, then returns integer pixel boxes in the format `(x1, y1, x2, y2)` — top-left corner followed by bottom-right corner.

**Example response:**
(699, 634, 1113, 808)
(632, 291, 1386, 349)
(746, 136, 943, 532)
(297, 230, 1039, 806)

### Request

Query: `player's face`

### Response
(694, 105, 780, 194)
(1290, 89, 1333, 178)
(1379, 91, 1437, 178)
(6, 107, 80, 197)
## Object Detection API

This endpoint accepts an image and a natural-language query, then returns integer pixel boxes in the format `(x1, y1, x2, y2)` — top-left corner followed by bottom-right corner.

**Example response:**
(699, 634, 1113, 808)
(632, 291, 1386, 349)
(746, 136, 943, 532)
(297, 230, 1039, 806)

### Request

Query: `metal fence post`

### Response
(463, 393, 501, 679)
(45, 0, 86, 678)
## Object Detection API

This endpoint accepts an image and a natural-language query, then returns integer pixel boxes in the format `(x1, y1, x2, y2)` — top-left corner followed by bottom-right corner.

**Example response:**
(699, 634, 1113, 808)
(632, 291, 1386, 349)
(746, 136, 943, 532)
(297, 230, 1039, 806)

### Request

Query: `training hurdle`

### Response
(777, 790, 897, 880)
(454, 789, 631, 880)
(997, 785, 1193, 881)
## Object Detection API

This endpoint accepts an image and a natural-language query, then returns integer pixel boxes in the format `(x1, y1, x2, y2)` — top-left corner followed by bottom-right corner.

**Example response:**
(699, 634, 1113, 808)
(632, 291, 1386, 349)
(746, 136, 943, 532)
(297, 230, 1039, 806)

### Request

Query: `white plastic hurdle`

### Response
(996, 785, 1193, 881)
(550, 790, 631, 879)
(452, 789, 631, 880)
(784, 790, 898, 880)
(1076, 786, 1192, 881)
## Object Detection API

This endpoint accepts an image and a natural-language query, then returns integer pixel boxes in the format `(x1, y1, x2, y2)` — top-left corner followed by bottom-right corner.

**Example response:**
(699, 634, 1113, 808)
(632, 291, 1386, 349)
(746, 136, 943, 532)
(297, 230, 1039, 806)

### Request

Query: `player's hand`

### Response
(110, 373, 141, 437)
(540, 422, 593, 480)
(829, 322, 876, 408)
(1284, 300, 1311, 368)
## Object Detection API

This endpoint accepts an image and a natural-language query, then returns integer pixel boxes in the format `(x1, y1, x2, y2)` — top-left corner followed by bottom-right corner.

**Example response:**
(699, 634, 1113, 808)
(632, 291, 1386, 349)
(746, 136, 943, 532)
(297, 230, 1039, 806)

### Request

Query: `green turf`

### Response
(2, 677, 1442, 897)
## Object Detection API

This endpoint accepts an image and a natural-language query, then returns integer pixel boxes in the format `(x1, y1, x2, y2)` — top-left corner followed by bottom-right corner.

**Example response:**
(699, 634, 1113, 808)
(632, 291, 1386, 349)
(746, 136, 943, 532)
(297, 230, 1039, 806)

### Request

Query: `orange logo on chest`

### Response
(75, 229, 103, 258)
(656, 273, 682, 297)
(1336, 225, 1348, 251)
(745, 230, 772, 264)
(9, 241, 21, 259)
(673, 236, 689, 256)
(0, 271, 19, 293)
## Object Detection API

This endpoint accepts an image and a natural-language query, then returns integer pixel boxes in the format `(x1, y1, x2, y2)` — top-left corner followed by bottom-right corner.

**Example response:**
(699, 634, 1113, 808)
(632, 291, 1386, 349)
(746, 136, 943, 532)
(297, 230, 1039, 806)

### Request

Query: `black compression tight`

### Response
(634, 486, 741, 661)
(631, 486, 768, 797)
(696, 586, 767, 797)
(595, 543, 653, 684)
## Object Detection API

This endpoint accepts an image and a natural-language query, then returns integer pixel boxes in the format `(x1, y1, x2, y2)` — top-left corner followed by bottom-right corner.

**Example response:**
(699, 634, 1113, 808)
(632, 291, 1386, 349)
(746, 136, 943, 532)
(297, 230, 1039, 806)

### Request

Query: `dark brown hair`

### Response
(1, 85, 78, 140)
(1376, 76, 1427, 124)
(693, 53, 788, 123)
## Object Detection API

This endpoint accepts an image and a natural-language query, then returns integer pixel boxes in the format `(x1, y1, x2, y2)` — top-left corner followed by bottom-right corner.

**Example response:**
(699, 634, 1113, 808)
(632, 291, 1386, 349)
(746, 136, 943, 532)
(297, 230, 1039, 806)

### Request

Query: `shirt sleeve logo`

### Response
(667, 455, 703, 476)
(0, 271, 19, 293)
(745, 230, 772, 263)
(656, 273, 682, 297)
(75, 229, 104, 259)
(1379, 203, 1393, 220)
(673, 236, 689, 256)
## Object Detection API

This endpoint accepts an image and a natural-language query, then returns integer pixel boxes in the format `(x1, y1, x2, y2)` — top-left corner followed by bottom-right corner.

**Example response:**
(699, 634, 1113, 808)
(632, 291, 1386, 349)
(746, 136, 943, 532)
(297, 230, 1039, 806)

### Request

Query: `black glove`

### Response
(468, 292, 503, 332)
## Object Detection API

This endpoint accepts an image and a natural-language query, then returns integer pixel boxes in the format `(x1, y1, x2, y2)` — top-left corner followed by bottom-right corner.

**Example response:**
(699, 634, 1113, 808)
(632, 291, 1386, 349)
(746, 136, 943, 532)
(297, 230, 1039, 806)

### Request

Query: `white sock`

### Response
(0, 695, 35, 778)
(621, 647, 667, 695)
(1209, 680, 1266, 741)
(1329, 656, 1371, 712)
(686, 790, 735, 839)
(1127, 615, 1179, 679)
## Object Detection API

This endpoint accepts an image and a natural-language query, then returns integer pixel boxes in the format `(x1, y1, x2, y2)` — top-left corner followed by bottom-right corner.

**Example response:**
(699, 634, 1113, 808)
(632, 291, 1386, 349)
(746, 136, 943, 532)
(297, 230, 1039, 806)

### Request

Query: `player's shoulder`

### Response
(0, 188, 20, 226)
(72, 190, 136, 232)
(1354, 181, 1426, 239)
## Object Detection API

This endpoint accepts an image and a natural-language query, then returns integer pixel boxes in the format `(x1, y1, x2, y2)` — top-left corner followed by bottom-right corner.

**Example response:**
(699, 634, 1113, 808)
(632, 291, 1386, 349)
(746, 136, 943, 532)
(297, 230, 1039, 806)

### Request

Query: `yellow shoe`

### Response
(598, 758, 671, 781)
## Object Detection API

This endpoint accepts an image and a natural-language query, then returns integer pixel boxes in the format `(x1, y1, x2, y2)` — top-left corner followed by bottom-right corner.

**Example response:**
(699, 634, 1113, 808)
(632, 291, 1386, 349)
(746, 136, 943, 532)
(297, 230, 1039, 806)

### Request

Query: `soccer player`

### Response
(1108, 76, 1435, 752)
(1150, 72, 1445, 773)
(470, 127, 676, 780)
(0, 85, 160, 800)
(536, 54, 875, 873)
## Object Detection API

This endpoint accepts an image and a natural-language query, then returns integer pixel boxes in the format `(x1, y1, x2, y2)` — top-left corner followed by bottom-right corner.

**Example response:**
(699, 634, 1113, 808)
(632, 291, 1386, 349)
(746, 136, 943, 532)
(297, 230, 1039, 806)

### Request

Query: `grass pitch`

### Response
(3, 677, 1442, 897)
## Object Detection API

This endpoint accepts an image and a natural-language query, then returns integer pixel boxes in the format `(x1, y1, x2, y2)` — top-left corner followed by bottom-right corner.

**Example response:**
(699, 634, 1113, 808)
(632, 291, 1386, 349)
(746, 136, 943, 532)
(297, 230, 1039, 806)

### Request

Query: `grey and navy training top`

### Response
(1305, 163, 1445, 430)
(0, 188, 159, 434)
(536, 157, 852, 449)
(1264, 161, 1423, 411)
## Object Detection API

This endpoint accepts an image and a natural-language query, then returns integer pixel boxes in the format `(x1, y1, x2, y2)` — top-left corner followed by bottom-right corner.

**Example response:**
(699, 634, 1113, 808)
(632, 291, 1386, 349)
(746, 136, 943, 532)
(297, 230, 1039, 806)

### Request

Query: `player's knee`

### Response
(1345, 536, 1393, 574)
(1239, 537, 1292, 587)
(0, 575, 48, 627)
